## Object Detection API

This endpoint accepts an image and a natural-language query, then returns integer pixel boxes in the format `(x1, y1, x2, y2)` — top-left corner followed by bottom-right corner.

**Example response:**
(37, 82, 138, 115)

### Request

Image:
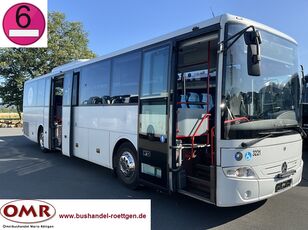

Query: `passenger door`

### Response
(62, 71, 74, 156)
(138, 45, 171, 189)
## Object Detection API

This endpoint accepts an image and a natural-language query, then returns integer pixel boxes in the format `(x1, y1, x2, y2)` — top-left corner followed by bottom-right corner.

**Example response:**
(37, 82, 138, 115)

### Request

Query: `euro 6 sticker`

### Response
(0, 0, 47, 47)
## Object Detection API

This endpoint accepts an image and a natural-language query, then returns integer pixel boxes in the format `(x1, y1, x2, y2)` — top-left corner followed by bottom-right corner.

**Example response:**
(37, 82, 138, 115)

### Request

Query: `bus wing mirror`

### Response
(244, 30, 262, 76)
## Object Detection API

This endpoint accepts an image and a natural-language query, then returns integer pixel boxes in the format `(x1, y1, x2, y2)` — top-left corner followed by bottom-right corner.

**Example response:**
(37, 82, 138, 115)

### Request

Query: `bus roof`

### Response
(26, 13, 297, 83)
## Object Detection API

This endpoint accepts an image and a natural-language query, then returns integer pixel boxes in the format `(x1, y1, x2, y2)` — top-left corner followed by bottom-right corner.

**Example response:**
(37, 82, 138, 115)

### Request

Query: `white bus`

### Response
(23, 14, 304, 206)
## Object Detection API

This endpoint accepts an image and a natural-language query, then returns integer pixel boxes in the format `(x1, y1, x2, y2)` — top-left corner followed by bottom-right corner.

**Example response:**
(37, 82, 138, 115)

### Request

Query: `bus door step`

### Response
(186, 176, 210, 193)
(178, 189, 212, 204)
(178, 166, 216, 203)
(195, 164, 210, 180)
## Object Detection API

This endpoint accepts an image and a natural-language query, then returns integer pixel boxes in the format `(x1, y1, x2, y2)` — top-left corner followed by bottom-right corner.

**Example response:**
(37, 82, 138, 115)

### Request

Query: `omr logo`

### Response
(0, 200, 56, 224)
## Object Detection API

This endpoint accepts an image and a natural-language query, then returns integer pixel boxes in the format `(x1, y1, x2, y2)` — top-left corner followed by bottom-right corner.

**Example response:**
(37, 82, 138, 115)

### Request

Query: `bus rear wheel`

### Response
(38, 129, 48, 153)
(115, 143, 139, 189)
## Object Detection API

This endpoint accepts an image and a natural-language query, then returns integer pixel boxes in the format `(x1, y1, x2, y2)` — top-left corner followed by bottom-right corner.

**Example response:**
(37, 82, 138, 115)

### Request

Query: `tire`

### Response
(115, 142, 139, 189)
(38, 129, 48, 153)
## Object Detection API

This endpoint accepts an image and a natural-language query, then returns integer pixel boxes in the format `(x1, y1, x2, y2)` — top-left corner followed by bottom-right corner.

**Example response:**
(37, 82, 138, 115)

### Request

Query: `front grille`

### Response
(263, 160, 297, 177)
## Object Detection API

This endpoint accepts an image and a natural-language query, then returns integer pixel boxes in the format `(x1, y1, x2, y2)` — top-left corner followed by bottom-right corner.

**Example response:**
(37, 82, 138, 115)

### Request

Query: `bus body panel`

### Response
(23, 106, 44, 143)
(23, 79, 46, 143)
(62, 106, 71, 156)
(216, 162, 303, 207)
(88, 128, 110, 167)
(109, 131, 138, 168)
(220, 136, 302, 169)
(216, 168, 260, 206)
(258, 162, 303, 198)
(216, 134, 303, 206)
(73, 106, 137, 133)
(73, 126, 89, 160)
(72, 106, 138, 168)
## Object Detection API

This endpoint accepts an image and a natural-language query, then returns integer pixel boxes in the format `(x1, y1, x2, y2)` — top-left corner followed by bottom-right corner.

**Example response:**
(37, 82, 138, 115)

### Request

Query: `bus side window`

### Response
(111, 52, 141, 104)
(72, 72, 80, 106)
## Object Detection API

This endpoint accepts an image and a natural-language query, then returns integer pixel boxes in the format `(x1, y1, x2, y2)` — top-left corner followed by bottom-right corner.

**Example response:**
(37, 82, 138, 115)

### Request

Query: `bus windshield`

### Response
(222, 23, 300, 139)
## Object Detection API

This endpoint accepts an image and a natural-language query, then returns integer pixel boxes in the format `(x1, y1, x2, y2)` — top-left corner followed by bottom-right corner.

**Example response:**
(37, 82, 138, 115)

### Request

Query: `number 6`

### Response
(16, 5, 31, 28)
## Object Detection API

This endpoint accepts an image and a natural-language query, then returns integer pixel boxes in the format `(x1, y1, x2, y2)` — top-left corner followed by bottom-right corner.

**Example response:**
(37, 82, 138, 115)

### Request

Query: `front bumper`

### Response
(216, 160, 303, 207)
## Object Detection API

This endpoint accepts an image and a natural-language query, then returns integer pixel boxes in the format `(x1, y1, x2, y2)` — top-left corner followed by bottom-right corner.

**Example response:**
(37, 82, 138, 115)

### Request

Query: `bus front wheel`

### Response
(115, 143, 139, 189)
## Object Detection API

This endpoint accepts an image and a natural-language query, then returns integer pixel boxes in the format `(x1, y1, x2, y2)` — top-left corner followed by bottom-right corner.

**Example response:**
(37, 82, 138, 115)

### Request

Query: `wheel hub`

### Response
(39, 132, 44, 148)
(119, 151, 135, 177)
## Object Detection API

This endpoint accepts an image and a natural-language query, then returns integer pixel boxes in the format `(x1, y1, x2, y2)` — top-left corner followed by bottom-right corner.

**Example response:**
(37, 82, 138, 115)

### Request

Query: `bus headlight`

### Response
(223, 166, 257, 179)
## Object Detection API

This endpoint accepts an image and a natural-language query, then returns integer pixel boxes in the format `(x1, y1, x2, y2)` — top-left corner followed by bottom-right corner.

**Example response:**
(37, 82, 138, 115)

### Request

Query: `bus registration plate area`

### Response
(275, 179, 292, 193)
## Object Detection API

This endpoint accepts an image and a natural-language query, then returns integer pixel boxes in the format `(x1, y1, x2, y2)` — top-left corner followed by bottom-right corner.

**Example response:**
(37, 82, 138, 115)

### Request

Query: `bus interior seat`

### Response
(179, 95, 188, 108)
(187, 92, 202, 109)
(129, 96, 138, 104)
(112, 96, 132, 104)
(91, 97, 103, 104)
(176, 92, 214, 137)
(201, 93, 214, 111)
(102, 96, 111, 104)
(177, 108, 209, 137)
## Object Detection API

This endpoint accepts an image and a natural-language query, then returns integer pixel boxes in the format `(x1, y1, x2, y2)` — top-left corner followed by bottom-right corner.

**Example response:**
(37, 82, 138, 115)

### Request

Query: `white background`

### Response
(0, 199, 151, 230)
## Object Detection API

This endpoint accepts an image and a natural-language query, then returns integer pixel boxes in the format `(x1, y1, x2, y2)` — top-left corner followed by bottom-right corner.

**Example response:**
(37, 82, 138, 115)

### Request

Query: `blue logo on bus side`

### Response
(245, 152, 252, 161)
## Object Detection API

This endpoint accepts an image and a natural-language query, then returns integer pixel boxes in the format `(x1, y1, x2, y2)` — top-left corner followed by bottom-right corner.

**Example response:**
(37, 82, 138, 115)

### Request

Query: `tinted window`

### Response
(111, 52, 141, 103)
(139, 99, 168, 136)
(79, 61, 111, 105)
(72, 73, 79, 106)
(44, 78, 51, 106)
(63, 72, 73, 106)
(141, 46, 169, 98)
(37, 79, 46, 106)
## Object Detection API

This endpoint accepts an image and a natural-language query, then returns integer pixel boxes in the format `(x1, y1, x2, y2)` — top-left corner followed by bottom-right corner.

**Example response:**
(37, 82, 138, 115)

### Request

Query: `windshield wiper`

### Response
(241, 130, 293, 148)
(285, 125, 307, 138)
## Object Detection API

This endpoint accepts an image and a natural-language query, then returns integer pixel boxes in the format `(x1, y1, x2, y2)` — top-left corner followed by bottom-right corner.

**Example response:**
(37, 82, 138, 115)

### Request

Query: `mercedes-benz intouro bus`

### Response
(23, 14, 304, 206)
